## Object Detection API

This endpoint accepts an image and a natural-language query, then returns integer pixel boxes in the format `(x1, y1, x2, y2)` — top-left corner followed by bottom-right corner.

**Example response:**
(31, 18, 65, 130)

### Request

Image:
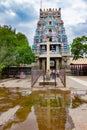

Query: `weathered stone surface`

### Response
(0, 106, 20, 125)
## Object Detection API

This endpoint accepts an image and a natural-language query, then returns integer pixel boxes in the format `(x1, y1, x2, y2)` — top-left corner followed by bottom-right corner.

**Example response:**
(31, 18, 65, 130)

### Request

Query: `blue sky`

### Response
(0, 0, 87, 46)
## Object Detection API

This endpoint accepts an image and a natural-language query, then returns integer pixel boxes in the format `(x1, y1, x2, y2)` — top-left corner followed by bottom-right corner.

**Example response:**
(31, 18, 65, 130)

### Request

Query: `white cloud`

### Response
(5, 9, 16, 17)
(61, 0, 87, 25)
(1, 0, 11, 7)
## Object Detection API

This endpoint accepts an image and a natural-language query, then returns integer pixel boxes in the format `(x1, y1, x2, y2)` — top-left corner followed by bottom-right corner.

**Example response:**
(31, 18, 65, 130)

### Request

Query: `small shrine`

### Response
(70, 58, 87, 75)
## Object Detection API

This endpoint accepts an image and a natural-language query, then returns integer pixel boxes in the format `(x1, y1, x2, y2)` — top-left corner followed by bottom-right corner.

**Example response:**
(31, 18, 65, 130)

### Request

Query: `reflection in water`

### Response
(34, 90, 69, 130)
(0, 88, 72, 130)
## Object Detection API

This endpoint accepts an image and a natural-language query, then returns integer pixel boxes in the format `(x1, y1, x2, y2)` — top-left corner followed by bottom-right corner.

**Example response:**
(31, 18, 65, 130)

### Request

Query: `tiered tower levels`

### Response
(32, 8, 69, 55)
(32, 8, 70, 70)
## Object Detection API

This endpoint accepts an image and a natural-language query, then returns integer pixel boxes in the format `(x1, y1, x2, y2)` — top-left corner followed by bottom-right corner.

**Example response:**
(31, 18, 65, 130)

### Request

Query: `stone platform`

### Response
(39, 79, 57, 86)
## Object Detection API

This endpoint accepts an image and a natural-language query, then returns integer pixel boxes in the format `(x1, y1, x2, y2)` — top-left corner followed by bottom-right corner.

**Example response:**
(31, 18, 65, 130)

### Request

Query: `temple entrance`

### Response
(39, 58, 62, 71)
(50, 60, 56, 70)
(45, 59, 56, 70)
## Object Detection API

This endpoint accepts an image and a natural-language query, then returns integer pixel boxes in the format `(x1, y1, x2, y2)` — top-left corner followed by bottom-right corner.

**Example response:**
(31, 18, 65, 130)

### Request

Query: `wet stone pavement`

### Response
(0, 76, 87, 130)
(0, 87, 87, 130)
(0, 87, 73, 130)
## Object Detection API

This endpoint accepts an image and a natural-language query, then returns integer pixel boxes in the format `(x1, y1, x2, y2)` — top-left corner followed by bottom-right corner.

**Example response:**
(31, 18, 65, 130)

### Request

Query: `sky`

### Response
(0, 0, 87, 46)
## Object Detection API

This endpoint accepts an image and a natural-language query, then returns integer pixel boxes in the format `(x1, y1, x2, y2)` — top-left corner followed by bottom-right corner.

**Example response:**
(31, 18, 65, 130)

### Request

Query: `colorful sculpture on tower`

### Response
(32, 8, 69, 54)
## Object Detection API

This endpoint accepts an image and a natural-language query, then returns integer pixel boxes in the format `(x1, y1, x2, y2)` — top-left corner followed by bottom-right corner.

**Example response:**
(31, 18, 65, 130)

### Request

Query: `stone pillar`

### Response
(36, 58, 40, 69)
(39, 59, 42, 69)
(46, 38, 50, 72)
(62, 57, 66, 69)
(46, 37, 50, 80)
(42, 59, 45, 71)
(62, 59, 65, 69)
(56, 59, 59, 70)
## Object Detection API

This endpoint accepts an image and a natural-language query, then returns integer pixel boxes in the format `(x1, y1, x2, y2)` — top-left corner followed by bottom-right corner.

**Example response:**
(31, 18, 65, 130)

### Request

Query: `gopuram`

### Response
(32, 8, 70, 71)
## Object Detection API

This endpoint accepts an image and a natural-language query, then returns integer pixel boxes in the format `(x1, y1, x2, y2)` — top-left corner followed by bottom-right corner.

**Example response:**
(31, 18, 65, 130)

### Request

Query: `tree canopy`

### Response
(71, 36, 87, 60)
(0, 25, 35, 70)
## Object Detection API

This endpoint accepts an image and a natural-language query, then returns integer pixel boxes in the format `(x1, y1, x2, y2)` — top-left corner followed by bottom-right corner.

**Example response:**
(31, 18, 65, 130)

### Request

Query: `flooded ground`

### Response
(0, 87, 87, 130)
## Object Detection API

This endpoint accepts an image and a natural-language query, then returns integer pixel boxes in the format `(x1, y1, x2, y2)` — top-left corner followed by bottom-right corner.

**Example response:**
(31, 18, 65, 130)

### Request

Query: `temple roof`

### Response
(71, 58, 87, 64)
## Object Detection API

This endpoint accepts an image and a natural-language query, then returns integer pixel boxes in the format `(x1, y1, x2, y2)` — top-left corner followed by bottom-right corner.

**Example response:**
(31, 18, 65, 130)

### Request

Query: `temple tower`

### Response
(32, 8, 70, 71)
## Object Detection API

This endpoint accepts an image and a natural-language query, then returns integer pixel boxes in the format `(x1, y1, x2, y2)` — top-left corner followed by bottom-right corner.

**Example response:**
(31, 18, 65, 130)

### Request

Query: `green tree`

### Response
(71, 36, 87, 60)
(0, 25, 35, 71)
(0, 25, 17, 66)
(15, 44, 35, 64)
(15, 32, 35, 64)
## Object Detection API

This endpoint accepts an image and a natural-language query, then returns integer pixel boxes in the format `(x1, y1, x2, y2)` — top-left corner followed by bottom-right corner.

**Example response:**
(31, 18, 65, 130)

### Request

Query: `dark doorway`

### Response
(49, 21, 52, 25)
(49, 37, 52, 42)
(50, 45, 56, 51)
(50, 60, 56, 70)
(49, 29, 52, 32)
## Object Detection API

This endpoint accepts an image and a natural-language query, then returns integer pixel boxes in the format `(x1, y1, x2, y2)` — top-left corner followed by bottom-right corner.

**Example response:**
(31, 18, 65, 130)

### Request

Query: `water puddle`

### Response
(71, 90, 87, 108)
(0, 88, 87, 130)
